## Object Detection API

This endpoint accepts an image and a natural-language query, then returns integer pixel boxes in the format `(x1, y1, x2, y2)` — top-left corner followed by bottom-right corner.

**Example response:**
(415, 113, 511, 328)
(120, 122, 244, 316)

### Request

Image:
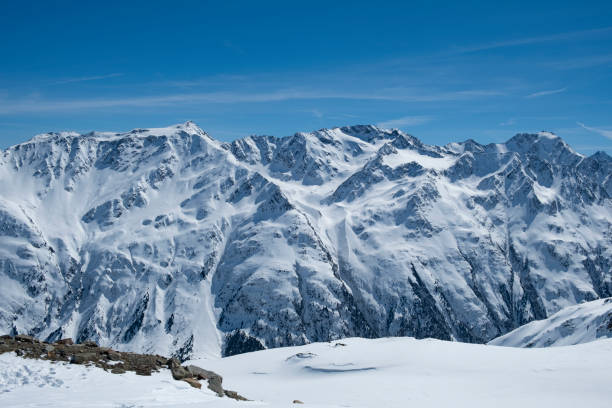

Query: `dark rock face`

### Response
(170, 363, 228, 396)
(225, 390, 249, 401)
(171, 365, 191, 380)
(224, 330, 266, 357)
(183, 377, 202, 389)
(14, 334, 35, 343)
(186, 365, 224, 396)
(70, 352, 97, 364)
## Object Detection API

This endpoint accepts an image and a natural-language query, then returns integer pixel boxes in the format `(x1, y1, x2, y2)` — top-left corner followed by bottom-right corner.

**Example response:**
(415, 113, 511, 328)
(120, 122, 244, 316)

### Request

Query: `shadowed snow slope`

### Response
(0, 122, 610, 359)
(489, 297, 612, 347)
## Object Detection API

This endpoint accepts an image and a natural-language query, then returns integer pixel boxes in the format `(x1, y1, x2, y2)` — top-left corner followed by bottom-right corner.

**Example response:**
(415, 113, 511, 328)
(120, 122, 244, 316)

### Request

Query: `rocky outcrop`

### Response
(0, 334, 247, 400)
(0, 334, 168, 376)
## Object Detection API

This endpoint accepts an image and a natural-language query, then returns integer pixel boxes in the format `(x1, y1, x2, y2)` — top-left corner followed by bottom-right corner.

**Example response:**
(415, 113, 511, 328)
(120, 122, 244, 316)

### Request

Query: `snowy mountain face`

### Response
(0, 122, 610, 359)
(489, 297, 612, 347)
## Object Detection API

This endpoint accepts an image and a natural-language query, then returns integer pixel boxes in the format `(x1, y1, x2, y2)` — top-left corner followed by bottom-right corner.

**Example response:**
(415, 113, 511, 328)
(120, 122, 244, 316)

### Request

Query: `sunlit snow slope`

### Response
(200, 337, 612, 408)
(0, 122, 610, 359)
(2, 337, 611, 408)
(490, 297, 612, 347)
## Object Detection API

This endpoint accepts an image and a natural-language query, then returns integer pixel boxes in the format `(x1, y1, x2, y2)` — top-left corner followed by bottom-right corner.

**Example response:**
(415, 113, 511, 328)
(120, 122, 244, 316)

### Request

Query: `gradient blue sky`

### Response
(1, 0, 612, 154)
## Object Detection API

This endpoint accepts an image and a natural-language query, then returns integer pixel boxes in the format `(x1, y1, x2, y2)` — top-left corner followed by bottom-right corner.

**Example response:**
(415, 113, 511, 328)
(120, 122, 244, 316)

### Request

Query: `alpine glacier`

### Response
(0, 122, 610, 359)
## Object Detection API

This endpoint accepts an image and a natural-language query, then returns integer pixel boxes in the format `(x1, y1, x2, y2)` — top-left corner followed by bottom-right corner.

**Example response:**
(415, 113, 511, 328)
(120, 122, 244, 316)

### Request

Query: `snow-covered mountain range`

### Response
(0, 122, 610, 359)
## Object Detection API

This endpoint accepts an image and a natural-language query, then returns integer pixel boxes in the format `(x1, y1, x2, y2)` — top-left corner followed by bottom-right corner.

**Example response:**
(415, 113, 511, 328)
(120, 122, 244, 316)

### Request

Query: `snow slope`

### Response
(201, 336, 612, 408)
(490, 297, 612, 347)
(0, 352, 241, 408)
(0, 122, 610, 359)
(2, 337, 611, 408)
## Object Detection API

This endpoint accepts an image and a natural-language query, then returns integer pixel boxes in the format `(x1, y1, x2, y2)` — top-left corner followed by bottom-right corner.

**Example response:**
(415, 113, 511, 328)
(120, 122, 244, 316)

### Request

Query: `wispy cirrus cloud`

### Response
(310, 109, 323, 118)
(52, 73, 124, 85)
(547, 54, 612, 70)
(378, 115, 433, 128)
(525, 87, 567, 98)
(577, 122, 612, 140)
(0, 88, 503, 115)
(159, 74, 249, 88)
(451, 26, 612, 54)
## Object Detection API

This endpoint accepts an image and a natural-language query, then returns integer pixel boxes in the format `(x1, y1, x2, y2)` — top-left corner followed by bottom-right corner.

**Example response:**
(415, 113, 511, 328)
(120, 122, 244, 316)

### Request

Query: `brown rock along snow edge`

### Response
(0, 334, 249, 401)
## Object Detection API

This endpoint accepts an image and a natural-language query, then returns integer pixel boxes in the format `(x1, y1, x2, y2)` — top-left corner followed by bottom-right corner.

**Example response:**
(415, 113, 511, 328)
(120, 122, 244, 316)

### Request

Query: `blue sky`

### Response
(1, 0, 612, 154)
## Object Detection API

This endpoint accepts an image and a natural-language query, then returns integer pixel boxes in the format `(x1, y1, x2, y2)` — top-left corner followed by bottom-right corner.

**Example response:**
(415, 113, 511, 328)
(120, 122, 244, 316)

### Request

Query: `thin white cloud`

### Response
(574, 144, 612, 151)
(0, 88, 502, 115)
(161, 74, 249, 88)
(52, 73, 124, 85)
(548, 54, 612, 70)
(525, 87, 567, 98)
(310, 109, 323, 118)
(499, 118, 516, 126)
(395, 89, 504, 101)
(378, 115, 432, 128)
(452, 26, 612, 54)
(577, 122, 612, 140)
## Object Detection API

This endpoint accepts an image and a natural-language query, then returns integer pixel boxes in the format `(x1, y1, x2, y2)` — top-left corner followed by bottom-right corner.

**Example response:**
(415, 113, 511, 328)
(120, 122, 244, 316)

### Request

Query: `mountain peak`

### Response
(338, 124, 382, 134)
(0, 121, 610, 360)
(332, 124, 406, 144)
(125, 121, 208, 138)
(537, 131, 559, 139)
(28, 131, 81, 145)
(506, 132, 558, 146)
(15, 122, 210, 149)
(588, 150, 612, 162)
(174, 120, 205, 134)
(504, 131, 579, 163)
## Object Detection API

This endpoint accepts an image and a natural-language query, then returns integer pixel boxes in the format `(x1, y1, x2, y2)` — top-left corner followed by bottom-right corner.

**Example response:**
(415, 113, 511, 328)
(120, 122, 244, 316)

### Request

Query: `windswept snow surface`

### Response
(199, 337, 612, 408)
(0, 122, 610, 359)
(490, 297, 612, 347)
(2, 337, 611, 407)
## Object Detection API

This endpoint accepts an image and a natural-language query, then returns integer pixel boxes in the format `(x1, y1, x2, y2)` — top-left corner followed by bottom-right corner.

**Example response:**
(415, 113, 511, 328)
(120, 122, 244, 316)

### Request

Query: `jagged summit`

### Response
(506, 131, 577, 160)
(14, 121, 211, 150)
(5, 122, 581, 157)
(588, 150, 612, 161)
(0, 123, 610, 360)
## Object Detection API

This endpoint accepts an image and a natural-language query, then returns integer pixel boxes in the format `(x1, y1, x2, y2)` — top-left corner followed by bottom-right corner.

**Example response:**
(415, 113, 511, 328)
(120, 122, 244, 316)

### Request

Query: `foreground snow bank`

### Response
(2, 337, 611, 407)
(490, 298, 612, 347)
(199, 336, 612, 408)
(0, 353, 244, 407)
